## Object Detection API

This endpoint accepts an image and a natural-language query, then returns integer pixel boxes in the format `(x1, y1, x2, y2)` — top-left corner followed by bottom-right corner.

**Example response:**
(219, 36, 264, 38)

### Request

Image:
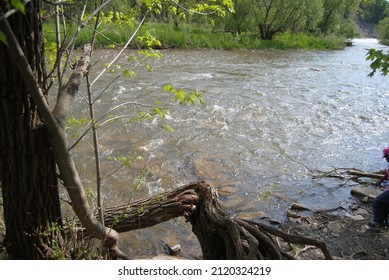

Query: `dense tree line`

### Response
(43, 0, 389, 41)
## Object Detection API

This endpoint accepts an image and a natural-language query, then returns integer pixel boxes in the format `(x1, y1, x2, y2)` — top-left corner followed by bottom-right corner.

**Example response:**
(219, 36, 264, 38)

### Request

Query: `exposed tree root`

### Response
(99, 181, 333, 260)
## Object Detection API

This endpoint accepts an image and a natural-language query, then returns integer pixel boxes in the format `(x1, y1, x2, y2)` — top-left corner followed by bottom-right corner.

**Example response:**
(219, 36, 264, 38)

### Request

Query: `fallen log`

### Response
(103, 182, 201, 232)
(346, 170, 385, 179)
(317, 168, 385, 181)
(99, 181, 332, 260)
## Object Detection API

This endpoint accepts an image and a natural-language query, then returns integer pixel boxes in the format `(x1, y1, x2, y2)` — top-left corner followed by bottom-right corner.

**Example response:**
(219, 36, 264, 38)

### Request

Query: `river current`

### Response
(67, 38, 389, 257)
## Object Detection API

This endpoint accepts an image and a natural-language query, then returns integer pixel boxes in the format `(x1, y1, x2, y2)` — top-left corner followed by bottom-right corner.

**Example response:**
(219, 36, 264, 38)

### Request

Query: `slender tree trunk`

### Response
(0, 1, 62, 259)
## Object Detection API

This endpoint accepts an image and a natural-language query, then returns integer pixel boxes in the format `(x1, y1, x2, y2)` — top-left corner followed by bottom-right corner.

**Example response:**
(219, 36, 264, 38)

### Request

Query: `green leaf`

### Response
(123, 69, 136, 77)
(162, 124, 175, 132)
(370, 58, 381, 70)
(163, 84, 173, 92)
(154, 107, 162, 116)
(163, 85, 204, 105)
(366, 48, 389, 77)
(0, 31, 7, 46)
(11, 0, 25, 14)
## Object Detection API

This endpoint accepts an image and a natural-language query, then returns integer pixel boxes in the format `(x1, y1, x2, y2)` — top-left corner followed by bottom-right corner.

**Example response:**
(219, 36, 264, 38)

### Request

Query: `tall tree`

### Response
(0, 0, 125, 259)
(319, 0, 361, 35)
(251, 0, 323, 39)
(358, 0, 389, 24)
(0, 1, 62, 259)
(223, 0, 255, 34)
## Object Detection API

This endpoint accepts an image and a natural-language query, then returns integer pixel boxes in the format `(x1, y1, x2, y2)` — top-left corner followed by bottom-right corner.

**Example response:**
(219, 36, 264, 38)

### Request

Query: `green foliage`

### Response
(94, 11, 135, 26)
(137, 32, 162, 48)
(156, 193, 167, 201)
(163, 84, 204, 105)
(153, 107, 170, 118)
(108, 155, 144, 169)
(0, 0, 26, 45)
(44, 40, 59, 72)
(66, 116, 89, 139)
(135, 45, 163, 72)
(273, 32, 346, 50)
(41, 222, 97, 260)
(251, 0, 325, 39)
(142, 0, 163, 15)
(377, 17, 389, 45)
(134, 167, 150, 190)
(358, 0, 389, 24)
(107, 155, 150, 190)
(43, 12, 348, 50)
(0, 31, 7, 46)
(162, 124, 175, 132)
(10, 0, 25, 14)
(319, 0, 360, 36)
(366, 48, 389, 76)
(40, 0, 382, 50)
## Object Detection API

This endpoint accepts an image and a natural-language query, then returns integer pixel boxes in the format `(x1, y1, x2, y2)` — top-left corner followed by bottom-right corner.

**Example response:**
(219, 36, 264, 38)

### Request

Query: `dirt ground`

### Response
(280, 199, 389, 260)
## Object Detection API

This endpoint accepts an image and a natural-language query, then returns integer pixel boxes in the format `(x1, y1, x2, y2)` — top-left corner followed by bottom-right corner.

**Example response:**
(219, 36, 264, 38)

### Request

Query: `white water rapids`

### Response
(64, 38, 388, 257)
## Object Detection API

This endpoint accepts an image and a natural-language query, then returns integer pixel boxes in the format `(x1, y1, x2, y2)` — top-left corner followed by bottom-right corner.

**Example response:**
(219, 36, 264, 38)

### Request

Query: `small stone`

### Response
(291, 203, 311, 211)
(235, 211, 267, 220)
(327, 221, 343, 233)
(355, 208, 369, 216)
(286, 210, 301, 218)
(350, 214, 365, 221)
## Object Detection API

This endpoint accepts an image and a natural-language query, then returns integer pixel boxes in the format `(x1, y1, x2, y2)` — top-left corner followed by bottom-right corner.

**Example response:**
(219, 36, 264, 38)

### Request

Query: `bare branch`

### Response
(42, 0, 77, 5)
(52, 44, 91, 126)
(90, 10, 149, 87)
(67, 101, 156, 151)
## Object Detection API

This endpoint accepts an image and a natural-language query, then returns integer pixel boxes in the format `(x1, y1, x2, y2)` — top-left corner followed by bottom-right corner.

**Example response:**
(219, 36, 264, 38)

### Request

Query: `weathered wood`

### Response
(238, 219, 333, 259)
(103, 182, 201, 232)
(323, 168, 385, 180)
(188, 183, 248, 259)
(347, 170, 385, 179)
(104, 181, 332, 260)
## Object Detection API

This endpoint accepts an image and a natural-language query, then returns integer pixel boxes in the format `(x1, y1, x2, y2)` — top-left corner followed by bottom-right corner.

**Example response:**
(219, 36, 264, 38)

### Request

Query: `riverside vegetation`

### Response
(43, 21, 348, 50)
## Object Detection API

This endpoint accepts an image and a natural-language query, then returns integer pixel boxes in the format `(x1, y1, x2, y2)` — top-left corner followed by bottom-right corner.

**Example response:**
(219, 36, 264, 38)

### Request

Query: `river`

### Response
(66, 38, 389, 258)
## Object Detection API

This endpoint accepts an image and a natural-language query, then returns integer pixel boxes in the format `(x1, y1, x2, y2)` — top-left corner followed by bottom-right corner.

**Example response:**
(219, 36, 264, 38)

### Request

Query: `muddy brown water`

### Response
(57, 39, 388, 258)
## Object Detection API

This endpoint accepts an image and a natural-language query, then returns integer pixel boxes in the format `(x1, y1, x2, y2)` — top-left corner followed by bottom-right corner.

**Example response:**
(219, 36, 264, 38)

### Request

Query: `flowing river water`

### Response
(66, 38, 388, 258)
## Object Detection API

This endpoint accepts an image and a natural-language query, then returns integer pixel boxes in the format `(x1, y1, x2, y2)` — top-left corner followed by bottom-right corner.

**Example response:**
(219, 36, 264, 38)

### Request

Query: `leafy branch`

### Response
(366, 48, 389, 77)
(163, 84, 204, 105)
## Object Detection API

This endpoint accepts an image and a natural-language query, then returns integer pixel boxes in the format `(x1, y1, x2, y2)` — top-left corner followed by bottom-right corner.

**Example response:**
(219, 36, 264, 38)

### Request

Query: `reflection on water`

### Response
(66, 39, 389, 258)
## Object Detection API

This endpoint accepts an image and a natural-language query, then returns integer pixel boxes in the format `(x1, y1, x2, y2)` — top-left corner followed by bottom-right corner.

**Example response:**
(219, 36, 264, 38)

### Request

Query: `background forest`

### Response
(40, 0, 389, 49)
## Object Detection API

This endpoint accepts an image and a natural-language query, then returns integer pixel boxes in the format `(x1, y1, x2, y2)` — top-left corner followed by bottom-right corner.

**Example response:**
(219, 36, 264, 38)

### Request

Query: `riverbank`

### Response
(1, 172, 387, 260)
(43, 22, 349, 50)
(281, 197, 389, 260)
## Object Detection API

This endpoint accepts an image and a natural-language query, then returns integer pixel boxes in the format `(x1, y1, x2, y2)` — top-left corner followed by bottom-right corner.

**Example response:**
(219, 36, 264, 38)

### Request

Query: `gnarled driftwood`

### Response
(100, 181, 333, 260)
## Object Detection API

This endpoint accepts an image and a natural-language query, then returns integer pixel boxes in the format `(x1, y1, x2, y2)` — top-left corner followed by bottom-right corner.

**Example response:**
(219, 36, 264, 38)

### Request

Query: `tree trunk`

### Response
(0, 1, 62, 259)
(1, 2, 125, 259)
